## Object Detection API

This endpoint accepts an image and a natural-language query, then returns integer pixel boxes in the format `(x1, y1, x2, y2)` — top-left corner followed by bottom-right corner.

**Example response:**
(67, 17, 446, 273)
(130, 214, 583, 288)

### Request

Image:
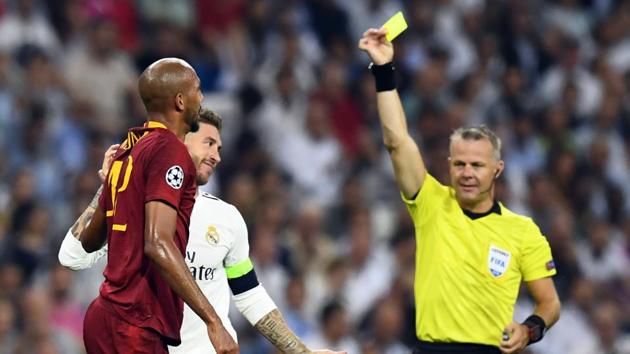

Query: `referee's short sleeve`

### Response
(401, 174, 448, 224)
(520, 221, 557, 281)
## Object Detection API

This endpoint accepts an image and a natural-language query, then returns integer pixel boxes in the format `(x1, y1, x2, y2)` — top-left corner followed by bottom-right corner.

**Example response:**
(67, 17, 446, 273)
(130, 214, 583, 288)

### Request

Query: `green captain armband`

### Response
(226, 258, 259, 295)
(225, 258, 254, 279)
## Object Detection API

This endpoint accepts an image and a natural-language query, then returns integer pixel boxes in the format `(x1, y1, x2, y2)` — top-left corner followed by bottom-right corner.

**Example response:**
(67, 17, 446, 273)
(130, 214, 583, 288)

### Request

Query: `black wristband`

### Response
(369, 62, 396, 92)
(522, 315, 546, 345)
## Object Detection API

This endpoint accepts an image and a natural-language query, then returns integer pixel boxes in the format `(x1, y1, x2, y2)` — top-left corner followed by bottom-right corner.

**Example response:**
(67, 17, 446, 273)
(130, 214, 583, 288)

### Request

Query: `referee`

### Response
(358, 28, 561, 354)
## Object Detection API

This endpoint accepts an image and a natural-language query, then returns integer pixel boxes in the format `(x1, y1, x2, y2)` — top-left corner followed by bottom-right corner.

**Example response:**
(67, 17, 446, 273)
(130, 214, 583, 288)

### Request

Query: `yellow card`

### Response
(382, 11, 408, 42)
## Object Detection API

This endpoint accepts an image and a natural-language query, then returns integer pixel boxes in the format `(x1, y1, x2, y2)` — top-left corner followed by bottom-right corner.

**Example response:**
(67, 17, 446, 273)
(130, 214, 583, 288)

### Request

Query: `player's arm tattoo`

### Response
(70, 186, 103, 240)
(254, 309, 311, 354)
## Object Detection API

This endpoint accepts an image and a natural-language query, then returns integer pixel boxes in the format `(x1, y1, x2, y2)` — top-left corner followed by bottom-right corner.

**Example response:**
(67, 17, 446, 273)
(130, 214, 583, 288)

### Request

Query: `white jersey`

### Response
(169, 192, 250, 354)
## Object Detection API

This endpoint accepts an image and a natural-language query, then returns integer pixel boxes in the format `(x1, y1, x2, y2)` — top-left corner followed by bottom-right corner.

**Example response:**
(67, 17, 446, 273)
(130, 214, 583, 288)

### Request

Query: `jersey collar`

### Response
(145, 121, 167, 129)
(462, 200, 501, 220)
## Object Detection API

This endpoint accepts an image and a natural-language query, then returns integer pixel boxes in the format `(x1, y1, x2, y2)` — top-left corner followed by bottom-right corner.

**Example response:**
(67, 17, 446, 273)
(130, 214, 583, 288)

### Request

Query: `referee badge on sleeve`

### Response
(488, 245, 511, 277)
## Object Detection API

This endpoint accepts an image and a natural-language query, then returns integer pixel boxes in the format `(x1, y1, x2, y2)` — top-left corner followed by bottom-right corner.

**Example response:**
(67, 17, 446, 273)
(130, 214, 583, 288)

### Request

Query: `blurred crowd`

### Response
(0, 0, 629, 353)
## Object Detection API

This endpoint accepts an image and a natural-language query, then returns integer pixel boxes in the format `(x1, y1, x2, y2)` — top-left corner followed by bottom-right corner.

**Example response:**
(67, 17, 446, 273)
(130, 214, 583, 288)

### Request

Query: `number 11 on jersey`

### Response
(106, 156, 133, 232)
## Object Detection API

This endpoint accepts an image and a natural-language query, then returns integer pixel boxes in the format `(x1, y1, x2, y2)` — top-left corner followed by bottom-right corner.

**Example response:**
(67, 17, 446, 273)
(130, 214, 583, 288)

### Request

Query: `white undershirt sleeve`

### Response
(58, 229, 108, 270)
(232, 284, 278, 326)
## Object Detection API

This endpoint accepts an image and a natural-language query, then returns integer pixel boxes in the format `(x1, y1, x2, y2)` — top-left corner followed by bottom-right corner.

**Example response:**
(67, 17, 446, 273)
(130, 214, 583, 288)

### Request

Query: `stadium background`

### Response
(0, 0, 629, 353)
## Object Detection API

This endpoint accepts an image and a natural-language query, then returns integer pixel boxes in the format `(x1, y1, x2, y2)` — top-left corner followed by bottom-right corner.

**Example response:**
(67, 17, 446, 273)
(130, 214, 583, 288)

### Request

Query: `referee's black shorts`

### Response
(412, 341, 501, 354)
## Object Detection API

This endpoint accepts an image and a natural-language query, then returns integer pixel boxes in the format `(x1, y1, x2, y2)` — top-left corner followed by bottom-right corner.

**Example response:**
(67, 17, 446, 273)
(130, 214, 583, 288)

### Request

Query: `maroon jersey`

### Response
(98, 122, 196, 345)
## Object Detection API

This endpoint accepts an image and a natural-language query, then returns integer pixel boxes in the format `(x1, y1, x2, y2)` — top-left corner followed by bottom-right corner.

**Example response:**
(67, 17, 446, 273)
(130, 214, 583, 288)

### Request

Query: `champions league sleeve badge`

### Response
(165, 165, 184, 189)
(488, 245, 511, 277)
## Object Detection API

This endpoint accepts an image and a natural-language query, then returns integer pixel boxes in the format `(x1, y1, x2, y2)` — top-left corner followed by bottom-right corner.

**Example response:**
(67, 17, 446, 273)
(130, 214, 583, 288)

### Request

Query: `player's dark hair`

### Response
(198, 108, 223, 131)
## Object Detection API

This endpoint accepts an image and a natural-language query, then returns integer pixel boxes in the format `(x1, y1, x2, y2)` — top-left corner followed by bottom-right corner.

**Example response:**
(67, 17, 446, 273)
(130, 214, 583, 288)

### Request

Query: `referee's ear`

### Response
(494, 160, 505, 179)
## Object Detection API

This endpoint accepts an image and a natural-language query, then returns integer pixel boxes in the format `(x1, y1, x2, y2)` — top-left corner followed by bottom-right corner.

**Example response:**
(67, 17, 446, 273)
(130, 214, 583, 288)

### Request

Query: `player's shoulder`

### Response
(197, 192, 239, 213)
(138, 129, 193, 164)
(198, 191, 222, 202)
(152, 129, 184, 148)
(196, 192, 246, 229)
(132, 129, 163, 152)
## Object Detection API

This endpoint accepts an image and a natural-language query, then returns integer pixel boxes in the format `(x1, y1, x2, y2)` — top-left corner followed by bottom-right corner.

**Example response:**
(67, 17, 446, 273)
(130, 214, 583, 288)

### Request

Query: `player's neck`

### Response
(145, 113, 188, 141)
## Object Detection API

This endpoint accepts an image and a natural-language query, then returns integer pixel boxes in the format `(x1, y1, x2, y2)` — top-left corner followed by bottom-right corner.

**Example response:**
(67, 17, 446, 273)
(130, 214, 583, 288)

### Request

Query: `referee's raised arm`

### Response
(358, 28, 426, 199)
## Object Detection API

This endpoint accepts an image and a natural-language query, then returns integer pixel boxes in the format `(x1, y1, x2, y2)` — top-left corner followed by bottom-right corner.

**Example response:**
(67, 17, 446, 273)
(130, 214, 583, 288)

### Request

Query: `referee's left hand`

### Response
(499, 322, 529, 353)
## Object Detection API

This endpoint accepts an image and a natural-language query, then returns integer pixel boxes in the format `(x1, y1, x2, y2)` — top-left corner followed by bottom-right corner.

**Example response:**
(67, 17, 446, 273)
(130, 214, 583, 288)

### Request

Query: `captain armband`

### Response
(225, 258, 259, 295)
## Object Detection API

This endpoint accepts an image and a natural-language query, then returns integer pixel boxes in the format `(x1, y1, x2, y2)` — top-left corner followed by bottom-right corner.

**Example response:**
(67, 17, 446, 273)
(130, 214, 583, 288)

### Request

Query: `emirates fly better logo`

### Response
(165, 165, 184, 189)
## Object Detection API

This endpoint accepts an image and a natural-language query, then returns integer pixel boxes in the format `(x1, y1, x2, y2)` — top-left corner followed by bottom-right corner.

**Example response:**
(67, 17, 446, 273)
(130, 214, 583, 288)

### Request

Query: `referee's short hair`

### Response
(198, 108, 223, 131)
(449, 125, 502, 161)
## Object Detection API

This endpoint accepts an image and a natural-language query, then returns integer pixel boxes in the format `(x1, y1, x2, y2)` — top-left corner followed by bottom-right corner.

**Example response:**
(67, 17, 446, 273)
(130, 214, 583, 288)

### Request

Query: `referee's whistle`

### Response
(502, 330, 510, 341)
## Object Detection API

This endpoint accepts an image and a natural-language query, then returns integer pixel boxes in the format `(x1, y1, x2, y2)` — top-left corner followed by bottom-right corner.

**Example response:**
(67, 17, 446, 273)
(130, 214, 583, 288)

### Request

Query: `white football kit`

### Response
(59, 192, 277, 354)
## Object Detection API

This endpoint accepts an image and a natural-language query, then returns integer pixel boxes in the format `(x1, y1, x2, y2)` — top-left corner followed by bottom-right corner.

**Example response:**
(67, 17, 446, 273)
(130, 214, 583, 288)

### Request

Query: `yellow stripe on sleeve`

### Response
(112, 224, 127, 232)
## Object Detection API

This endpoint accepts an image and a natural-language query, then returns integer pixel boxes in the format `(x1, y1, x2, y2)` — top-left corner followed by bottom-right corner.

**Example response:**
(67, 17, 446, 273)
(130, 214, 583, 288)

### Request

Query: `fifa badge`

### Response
(488, 245, 511, 277)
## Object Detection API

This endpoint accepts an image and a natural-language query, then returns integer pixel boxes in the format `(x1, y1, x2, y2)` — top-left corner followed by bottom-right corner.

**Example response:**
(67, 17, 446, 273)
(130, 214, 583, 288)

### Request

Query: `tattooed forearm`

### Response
(254, 309, 311, 354)
(70, 186, 103, 240)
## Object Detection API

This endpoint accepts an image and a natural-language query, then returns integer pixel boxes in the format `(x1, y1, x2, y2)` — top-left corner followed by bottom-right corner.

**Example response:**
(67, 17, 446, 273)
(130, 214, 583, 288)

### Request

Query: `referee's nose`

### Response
(462, 164, 475, 178)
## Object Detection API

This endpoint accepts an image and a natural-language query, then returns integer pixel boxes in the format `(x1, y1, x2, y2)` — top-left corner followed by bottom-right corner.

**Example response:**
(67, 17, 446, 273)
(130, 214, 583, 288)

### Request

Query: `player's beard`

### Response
(196, 172, 210, 186)
(194, 157, 213, 185)
(186, 107, 200, 133)
(190, 119, 200, 133)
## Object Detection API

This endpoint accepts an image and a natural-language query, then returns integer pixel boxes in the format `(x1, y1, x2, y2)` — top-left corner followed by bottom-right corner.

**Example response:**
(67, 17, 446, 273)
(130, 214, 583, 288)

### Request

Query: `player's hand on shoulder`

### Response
(499, 322, 529, 354)
(358, 28, 394, 65)
(206, 323, 239, 354)
(98, 144, 120, 183)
